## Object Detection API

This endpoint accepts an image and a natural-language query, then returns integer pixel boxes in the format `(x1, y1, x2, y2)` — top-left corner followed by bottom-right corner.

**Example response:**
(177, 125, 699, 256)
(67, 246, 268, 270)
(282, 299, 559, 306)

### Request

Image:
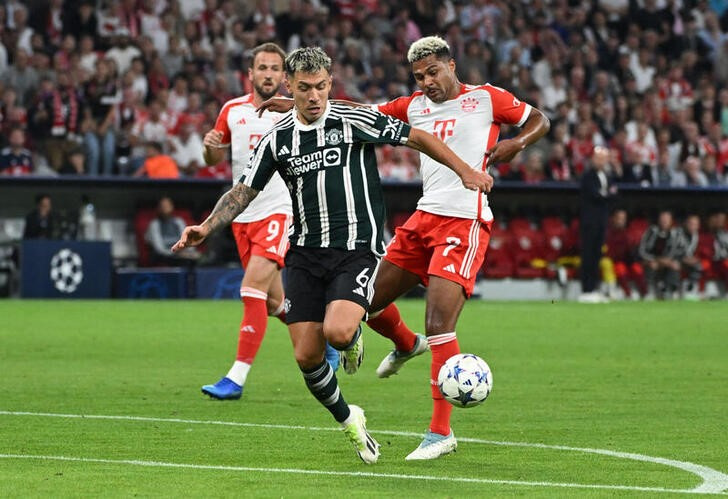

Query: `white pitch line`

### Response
(2, 410, 727, 494)
(0, 453, 723, 496)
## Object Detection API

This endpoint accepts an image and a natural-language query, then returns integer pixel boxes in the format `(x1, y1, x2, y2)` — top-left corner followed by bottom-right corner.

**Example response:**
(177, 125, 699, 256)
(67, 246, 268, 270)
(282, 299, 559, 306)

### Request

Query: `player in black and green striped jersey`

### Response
(172, 47, 491, 464)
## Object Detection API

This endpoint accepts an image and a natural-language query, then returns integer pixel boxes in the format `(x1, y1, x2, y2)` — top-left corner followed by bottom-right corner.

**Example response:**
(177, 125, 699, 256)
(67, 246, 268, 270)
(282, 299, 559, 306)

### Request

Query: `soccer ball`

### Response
(50, 248, 84, 294)
(437, 353, 493, 408)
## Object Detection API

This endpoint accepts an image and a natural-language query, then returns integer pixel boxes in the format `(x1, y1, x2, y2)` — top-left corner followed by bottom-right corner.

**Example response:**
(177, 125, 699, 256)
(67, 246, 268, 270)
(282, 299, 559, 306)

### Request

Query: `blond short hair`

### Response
(407, 36, 451, 63)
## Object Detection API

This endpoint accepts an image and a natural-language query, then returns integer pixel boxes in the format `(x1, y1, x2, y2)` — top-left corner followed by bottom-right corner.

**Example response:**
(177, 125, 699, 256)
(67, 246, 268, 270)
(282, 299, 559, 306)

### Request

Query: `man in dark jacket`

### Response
(23, 193, 54, 239)
(578, 146, 614, 303)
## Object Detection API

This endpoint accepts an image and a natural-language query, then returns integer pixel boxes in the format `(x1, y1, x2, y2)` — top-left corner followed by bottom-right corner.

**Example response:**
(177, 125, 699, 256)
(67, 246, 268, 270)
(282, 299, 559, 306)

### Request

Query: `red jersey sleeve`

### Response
(214, 104, 233, 145)
(484, 84, 531, 126)
(374, 96, 413, 123)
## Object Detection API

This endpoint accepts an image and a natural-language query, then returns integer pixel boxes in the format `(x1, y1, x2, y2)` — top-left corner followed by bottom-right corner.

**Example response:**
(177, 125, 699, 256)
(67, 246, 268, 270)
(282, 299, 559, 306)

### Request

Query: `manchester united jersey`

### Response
(214, 94, 292, 223)
(374, 84, 531, 222)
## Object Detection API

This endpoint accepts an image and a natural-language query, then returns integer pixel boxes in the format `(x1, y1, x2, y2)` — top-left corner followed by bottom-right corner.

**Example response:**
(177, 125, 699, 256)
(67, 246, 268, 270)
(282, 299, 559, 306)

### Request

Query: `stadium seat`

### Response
(508, 217, 533, 233)
(133, 206, 196, 267)
(627, 218, 649, 247)
(509, 227, 547, 278)
(481, 226, 514, 279)
(541, 216, 568, 234)
(540, 217, 569, 270)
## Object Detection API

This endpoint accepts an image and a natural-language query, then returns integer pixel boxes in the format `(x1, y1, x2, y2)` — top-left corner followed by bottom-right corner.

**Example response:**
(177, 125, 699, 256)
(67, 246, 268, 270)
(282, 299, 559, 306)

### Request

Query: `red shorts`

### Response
(232, 213, 291, 269)
(385, 210, 492, 297)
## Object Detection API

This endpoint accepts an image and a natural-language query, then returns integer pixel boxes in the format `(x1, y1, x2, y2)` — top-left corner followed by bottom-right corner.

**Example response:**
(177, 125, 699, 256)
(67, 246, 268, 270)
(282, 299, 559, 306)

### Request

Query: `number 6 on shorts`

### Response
(356, 267, 371, 287)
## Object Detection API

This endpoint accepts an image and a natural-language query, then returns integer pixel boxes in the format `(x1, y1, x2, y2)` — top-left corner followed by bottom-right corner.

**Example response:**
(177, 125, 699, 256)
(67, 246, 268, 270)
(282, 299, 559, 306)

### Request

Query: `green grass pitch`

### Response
(0, 299, 726, 497)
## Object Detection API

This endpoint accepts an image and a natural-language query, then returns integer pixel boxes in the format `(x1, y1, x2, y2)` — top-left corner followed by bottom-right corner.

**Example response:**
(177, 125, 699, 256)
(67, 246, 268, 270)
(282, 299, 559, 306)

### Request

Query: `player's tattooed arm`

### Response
(171, 183, 259, 252)
(204, 183, 259, 233)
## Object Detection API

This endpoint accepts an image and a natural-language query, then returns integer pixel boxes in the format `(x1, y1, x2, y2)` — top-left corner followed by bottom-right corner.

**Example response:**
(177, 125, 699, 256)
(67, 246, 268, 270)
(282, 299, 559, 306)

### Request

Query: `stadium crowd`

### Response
(1, 0, 727, 300)
(0, 0, 727, 186)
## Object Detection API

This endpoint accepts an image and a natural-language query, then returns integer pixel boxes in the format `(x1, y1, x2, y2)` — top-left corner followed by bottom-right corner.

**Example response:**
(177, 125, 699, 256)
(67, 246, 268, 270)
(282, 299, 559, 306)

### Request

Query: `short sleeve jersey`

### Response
(214, 94, 292, 223)
(374, 84, 531, 222)
(241, 102, 411, 256)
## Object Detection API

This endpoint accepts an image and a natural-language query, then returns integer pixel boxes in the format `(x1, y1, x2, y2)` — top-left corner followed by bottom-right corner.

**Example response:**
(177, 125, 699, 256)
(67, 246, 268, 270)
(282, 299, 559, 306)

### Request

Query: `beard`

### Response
(254, 81, 278, 100)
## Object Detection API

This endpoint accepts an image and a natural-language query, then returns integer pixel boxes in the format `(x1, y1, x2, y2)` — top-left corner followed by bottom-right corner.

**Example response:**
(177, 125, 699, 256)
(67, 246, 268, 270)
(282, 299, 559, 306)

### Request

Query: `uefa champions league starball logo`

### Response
(49, 248, 84, 293)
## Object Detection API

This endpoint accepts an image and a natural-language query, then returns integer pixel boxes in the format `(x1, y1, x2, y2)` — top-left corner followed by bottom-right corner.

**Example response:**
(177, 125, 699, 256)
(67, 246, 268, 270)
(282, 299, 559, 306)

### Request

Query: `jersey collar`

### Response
(292, 101, 331, 131)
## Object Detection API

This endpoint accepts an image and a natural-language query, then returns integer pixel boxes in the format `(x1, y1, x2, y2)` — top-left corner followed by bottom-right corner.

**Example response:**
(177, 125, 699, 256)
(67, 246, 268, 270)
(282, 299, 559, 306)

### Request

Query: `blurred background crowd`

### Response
(0, 0, 727, 186)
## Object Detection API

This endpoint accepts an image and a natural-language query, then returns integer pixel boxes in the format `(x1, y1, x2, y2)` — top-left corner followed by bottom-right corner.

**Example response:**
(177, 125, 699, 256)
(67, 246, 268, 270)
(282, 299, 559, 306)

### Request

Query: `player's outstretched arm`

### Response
(256, 97, 294, 116)
(485, 108, 550, 166)
(171, 183, 259, 252)
(202, 129, 226, 165)
(406, 127, 493, 193)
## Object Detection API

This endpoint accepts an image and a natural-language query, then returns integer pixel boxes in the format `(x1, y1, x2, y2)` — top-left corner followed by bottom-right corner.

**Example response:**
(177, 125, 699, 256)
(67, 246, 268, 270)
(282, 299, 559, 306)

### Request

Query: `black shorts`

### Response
(283, 246, 380, 324)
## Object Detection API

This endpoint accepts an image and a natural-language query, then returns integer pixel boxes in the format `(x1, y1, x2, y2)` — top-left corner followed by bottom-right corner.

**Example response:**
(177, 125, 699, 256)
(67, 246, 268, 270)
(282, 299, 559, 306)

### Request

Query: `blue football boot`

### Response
(201, 377, 243, 400)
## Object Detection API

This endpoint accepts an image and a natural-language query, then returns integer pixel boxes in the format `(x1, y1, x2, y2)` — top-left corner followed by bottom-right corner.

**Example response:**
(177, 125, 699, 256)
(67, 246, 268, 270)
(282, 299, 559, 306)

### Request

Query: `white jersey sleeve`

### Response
(214, 94, 292, 223)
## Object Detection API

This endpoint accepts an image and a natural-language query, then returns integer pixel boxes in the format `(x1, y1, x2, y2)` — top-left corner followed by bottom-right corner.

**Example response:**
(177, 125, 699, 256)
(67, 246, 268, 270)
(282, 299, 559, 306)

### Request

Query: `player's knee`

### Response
(323, 323, 357, 350)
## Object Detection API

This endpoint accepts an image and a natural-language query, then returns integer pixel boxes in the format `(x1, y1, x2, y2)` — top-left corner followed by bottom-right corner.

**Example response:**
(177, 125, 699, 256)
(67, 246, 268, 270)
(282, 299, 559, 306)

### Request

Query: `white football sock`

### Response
(226, 361, 251, 386)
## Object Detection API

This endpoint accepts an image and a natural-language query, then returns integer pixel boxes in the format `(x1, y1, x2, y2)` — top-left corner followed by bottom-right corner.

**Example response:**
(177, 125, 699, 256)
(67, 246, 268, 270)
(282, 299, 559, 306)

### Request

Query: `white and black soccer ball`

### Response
(50, 248, 84, 293)
(437, 353, 493, 408)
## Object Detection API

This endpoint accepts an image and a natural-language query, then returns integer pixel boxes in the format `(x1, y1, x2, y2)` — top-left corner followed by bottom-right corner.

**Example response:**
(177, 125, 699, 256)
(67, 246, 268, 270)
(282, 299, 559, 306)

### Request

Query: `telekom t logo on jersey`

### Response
(432, 119, 456, 140)
(249, 133, 262, 150)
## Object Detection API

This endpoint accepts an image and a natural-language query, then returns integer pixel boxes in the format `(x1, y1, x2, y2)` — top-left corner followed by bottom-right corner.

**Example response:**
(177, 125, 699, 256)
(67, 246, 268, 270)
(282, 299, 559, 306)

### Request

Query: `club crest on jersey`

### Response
(461, 97, 479, 113)
(325, 128, 343, 145)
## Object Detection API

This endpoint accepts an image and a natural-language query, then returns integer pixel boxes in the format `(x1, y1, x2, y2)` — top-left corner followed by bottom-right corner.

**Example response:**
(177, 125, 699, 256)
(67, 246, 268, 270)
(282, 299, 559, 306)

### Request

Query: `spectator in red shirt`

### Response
(658, 64, 694, 113)
(568, 121, 594, 176)
(546, 143, 573, 181)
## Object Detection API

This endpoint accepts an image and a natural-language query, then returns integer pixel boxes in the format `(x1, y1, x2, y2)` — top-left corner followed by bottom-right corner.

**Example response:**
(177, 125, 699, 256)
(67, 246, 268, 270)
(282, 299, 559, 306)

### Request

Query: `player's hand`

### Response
(461, 169, 494, 193)
(171, 225, 210, 252)
(203, 130, 224, 149)
(485, 138, 525, 166)
(256, 97, 294, 117)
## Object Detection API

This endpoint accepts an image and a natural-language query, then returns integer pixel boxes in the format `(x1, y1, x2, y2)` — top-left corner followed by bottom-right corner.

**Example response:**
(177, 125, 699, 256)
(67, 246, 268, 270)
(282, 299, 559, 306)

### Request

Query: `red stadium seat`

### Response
(541, 217, 569, 264)
(134, 206, 196, 267)
(510, 227, 547, 278)
(541, 216, 568, 234)
(481, 226, 514, 279)
(626, 218, 649, 247)
(508, 217, 532, 233)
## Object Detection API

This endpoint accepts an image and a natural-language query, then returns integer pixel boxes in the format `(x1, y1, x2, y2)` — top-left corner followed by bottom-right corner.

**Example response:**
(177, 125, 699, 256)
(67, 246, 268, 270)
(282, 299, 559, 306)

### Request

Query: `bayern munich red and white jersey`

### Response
(215, 94, 292, 223)
(374, 84, 531, 222)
